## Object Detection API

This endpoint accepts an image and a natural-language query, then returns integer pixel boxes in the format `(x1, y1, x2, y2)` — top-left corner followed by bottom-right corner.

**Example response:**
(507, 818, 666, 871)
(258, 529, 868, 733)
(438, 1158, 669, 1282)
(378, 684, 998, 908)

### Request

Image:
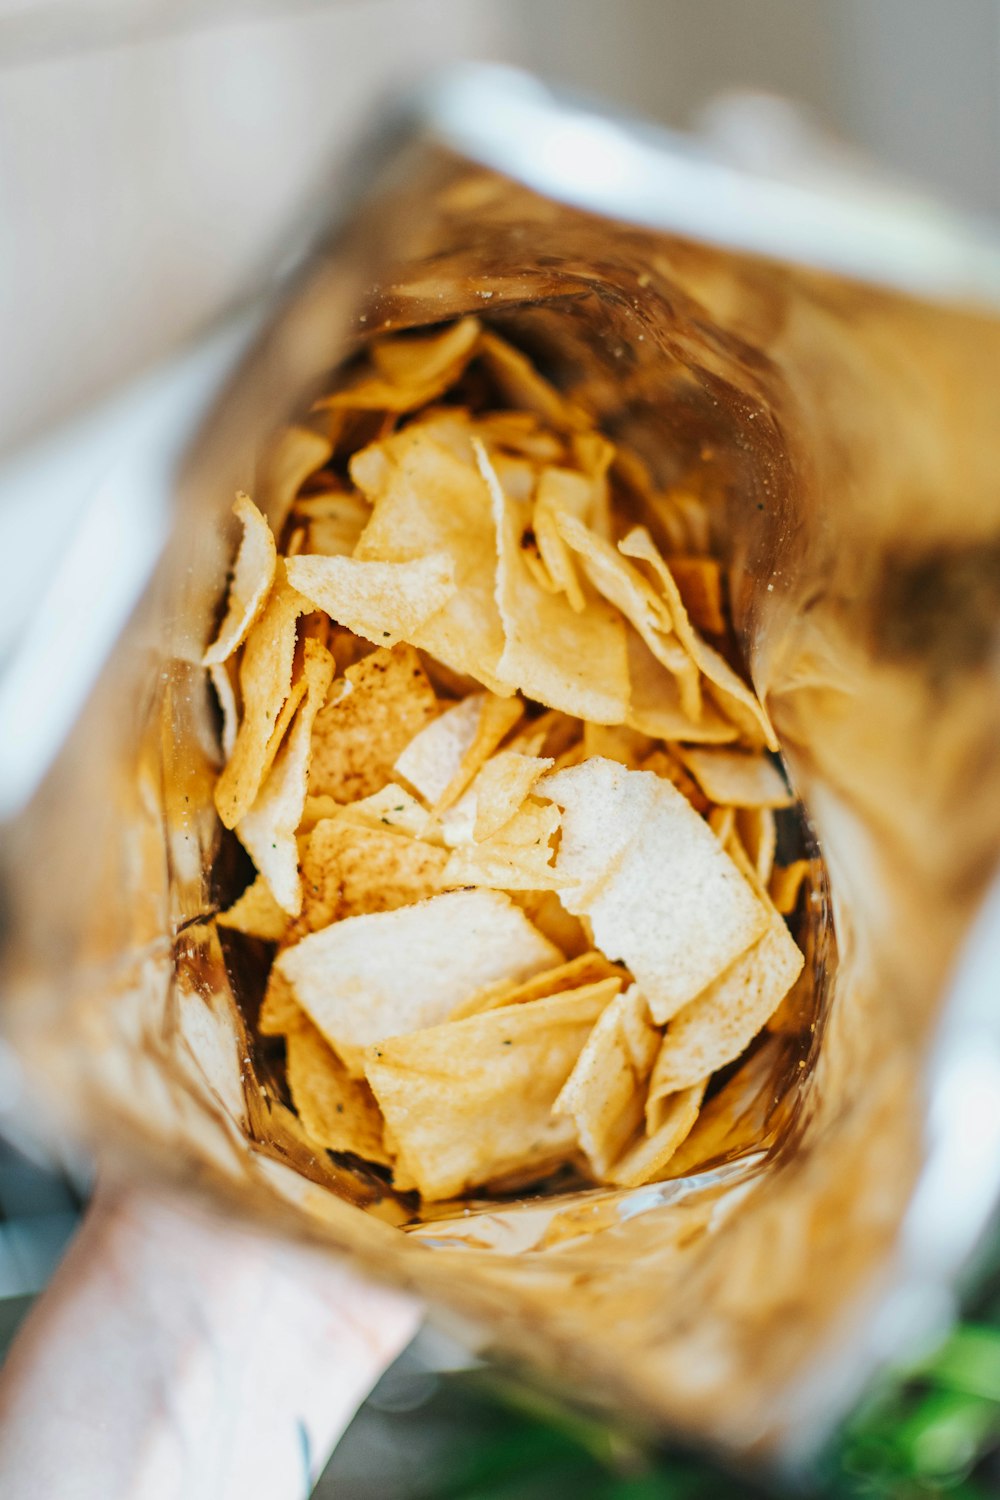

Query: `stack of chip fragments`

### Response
(207, 317, 812, 1204)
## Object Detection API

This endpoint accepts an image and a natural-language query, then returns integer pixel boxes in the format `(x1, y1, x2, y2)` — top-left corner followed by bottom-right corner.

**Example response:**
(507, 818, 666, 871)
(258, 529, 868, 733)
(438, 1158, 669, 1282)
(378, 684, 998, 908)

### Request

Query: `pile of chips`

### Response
(208, 318, 811, 1204)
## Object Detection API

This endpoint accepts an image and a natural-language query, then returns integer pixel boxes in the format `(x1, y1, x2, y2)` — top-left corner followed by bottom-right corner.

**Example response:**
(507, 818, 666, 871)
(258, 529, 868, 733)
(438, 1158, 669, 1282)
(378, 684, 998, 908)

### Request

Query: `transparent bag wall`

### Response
(5, 148, 1000, 1454)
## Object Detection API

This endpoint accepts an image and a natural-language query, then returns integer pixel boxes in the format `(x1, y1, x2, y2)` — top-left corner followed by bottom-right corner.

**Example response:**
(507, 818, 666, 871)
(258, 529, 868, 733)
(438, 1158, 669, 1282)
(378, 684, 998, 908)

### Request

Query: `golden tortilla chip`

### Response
(307, 644, 438, 803)
(257, 426, 333, 537)
(540, 758, 768, 1022)
(286, 1014, 391, 1165)
(365, 981, 613, 1201)
(203, 493, 277, 666)
(214, 566, 311, 829)
(620, 527, 778, 749)
(646, 913, 804, 1102)
(351, 429, 509, 690)
(318, 318, 481, 413)
(478, 439, 629, 723)
(770, 859, 811, 916)
(285, 550, 456, 649)
(235, 640, 334, 915)
(277, 889, 562, 1074)
(553, 984, 661, 1177)
(669, 556, 726, 636)
(452, 951, 625, 1020)
(217, 874, 288, 943)
(298, 817, 447, 933)
(605, 1080, 706, 1187)
(677, 747, 793, 808)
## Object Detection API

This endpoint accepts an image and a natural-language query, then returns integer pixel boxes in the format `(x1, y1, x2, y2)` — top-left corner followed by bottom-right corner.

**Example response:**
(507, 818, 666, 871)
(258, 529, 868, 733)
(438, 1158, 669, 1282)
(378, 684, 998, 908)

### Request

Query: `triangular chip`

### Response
(553, 984, 661, 1177)
(624, 632, 735, 745)
(297, 817, 447, 934)
(257, 425, 333, 536)
(351, 429, 508, 690)
(365, 981, 613, 1201)
(478, 439, 629, 723)
(393, 694, 486, 806)
(277, 889, 561, 1073)
(307, 644, 438, 803)
(539, 759, 768, 1022)
(285, 550, 456, 649)
(620, 527, 778, 748)
(646, 912, 803, 1102)
(286, 1014, 391, 1165)
(470, 751, 554, 841)
(327, 783, 432, 840)
(214, 565, 311, 829)
(236, 639, 335, 914)
(217, 874, 288, 943)
(442, 799, 563, 891)
(258, 966, 302, 1037)
(203, 493, 277, 666)
(604, 1080, 706, 1187)
(677, 747, 793, 809)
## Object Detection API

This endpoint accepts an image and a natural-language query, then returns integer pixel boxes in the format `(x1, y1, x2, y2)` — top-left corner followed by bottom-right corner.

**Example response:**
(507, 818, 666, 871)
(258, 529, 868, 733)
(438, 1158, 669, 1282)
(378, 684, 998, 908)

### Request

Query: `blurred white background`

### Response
(2, 0, 999, 457)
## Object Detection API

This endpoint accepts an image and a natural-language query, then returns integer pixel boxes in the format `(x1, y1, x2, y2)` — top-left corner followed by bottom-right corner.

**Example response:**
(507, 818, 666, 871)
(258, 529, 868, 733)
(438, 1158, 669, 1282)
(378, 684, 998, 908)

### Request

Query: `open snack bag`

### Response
(4, 72, 1000, 1460)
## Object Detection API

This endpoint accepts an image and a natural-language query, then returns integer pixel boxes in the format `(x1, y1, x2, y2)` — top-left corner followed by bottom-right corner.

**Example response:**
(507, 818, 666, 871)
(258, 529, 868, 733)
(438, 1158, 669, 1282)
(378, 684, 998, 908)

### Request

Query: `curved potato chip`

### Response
(478, 440, 629, 723)
(677, 747, 793, 809)
(452, 951, 624, 1020)
(646, 914, 803, 1101)
(365, 980, 613, 1201)
(554, 984, 661, 1177)
(604, 1080, 706, 1187)
(237, 639, 335, 915)
(203, 492, 277, 666)
(286, 1014, 391, 1165)
(539, 758, 767, 1022)
(217, 874, 288, 943)
(277, 889, 561, 1073)
(394, 694, 488, 806)
(257, 426, 333, 536)
(208, 659, 239, 760)
(471, 751, 554, 841)
(478, 330, 591, 433)
(625, 632, 736, 745)
(318, 318, 481, 414)
(286, 551, 456, 649)
(620, 526, 778, 749)
(770, 859, 812, 916)
(214, 565, 311, 829)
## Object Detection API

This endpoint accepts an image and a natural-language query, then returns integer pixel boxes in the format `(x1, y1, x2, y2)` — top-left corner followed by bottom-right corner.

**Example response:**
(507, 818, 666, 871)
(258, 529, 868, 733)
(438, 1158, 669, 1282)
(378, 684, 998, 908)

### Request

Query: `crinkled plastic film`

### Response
(4, 141, 1000, 1458)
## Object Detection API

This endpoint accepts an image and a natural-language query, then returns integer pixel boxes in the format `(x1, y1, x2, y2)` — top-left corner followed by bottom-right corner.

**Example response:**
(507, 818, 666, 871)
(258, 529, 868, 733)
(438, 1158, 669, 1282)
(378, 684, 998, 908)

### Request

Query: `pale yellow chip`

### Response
(707, 805, 737, 845)
(351, 429, 508, 690)
(257, 425, 333, 537)
(581, 723, 653, 770)
(638, 748, 711, 814)
(214, 566, 311, 829)
(297, 816, 447, 934)
(620, 527, 778, 749)
(442, 797, 562, 890)
(512, 890, 592, 959)
(539, 758, 768, 1023)
(277, 889, 562, 1074)
(533, 467, 593, 613)
(470, 751, 555, 841)
(365, 980, 613, 1201)
(208, 659, 239, 761)
(318, 318, 481, 413)
(604, 1080, 706, 1187)
(203, 493, 277, 666)
(770, 859, 811, 916)
(676, 747, 792, 809)
(478, 330, 591, 433)
(307, 644, 438, 803)
(452, 951, 625, 1020)
(328, 783, 433, 840)
(625, 631, 736, 745)
(236, 640, 334, 914)
(478, 439, 629, 723)
(553, 984, 661, 1177)
(393, 694, 487, 806)
(736, 806, 778, 885)
(476, 410, 565, 463)
(302, 492, 372, 557)
(669, 556, 726, 636)
(217, 874, 288, 943)
(646, 911, 803, 1102)
(285, 550, 456, 649)
(286, 1014, 391, 1165)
